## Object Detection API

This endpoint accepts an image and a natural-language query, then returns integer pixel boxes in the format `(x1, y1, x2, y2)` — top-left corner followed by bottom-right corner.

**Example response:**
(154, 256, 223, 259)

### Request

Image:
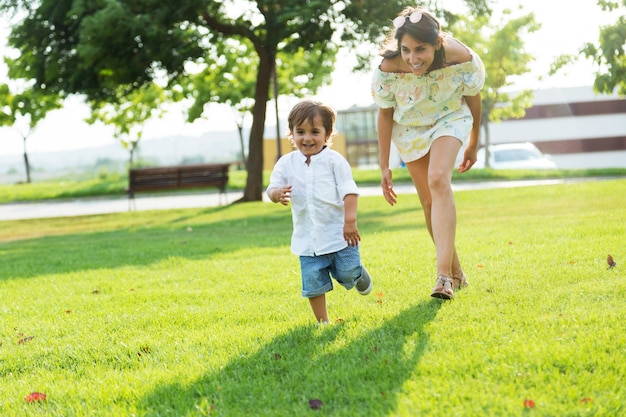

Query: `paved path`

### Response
(0, 178, 586, 221)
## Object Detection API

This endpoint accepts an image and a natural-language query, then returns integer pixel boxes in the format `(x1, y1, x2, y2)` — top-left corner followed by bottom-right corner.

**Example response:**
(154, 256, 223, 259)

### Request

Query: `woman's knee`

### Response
(428, 168, 452, 192)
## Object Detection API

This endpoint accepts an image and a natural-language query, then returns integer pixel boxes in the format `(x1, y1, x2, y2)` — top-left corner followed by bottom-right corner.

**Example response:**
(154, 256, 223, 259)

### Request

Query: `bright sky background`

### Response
(0, 0, 617, 156)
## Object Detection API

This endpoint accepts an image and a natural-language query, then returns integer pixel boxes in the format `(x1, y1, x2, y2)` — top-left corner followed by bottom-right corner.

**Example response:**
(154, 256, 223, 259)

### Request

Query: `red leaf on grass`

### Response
(523, 399, 535, 408)
(308, 399, 323, 410)
(24, 392, 47, 402)
(580, 397, 592, 404)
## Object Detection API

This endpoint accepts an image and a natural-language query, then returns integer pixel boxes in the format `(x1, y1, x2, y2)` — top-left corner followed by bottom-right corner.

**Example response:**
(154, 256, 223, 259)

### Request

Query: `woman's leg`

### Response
(405, 137, 464, 281)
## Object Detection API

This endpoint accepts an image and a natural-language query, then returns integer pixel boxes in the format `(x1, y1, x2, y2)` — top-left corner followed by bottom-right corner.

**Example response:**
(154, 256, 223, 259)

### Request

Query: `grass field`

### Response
(1, 167, 626, 203)
(1, 179, 625, 416)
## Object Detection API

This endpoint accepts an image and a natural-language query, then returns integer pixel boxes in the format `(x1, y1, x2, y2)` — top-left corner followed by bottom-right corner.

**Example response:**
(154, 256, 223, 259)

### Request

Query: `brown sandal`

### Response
(431, 276, 454, 299)
(452, 273, 469, 290)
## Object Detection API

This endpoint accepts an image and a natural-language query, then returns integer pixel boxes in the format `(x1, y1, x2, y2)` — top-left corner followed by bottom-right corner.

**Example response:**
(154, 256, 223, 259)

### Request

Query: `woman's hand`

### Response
(381, 168, 397, 206)
(458, 145, 477, 173)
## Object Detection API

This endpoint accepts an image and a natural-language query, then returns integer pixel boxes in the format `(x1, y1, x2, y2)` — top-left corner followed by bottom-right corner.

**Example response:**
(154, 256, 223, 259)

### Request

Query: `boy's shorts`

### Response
(299, 246, 363, 298)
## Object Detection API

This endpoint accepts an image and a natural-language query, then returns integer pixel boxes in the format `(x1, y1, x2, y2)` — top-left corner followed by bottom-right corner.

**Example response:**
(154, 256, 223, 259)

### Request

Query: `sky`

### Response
(0, 0, 618, 157)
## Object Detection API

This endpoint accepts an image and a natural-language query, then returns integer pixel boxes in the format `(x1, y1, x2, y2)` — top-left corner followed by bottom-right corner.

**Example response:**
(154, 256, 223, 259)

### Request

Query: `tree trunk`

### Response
(273, 64, 281, 162)
(129, 145, 135, 170)
(239, 49, 273, 202)
(236, 121, 247, 171)
(22, 136, 31, 183)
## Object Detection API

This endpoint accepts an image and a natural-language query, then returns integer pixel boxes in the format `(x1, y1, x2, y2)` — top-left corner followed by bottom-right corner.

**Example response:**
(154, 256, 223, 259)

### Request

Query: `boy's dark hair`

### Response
(287, 99, 336, 142)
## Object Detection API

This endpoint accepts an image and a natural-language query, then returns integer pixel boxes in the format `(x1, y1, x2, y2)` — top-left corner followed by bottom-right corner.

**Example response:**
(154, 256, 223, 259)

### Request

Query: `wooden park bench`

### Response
(127, 163, 231, 210)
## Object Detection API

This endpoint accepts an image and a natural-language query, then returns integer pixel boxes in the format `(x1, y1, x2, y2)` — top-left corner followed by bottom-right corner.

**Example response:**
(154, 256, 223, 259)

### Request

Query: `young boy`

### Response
(267, 99, 372, 324)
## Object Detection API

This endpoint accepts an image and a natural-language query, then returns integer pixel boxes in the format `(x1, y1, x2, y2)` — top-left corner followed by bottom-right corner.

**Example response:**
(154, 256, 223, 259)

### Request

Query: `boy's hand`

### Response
(344, 221, 361, 247)
(275, 185, 292, 206)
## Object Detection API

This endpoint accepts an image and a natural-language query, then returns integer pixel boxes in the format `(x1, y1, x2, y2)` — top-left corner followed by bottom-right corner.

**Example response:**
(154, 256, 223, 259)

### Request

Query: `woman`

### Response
(371, 7, 485, 299)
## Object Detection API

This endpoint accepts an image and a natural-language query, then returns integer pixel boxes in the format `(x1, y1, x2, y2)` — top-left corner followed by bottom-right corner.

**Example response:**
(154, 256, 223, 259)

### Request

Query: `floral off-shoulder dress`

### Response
(371, 42, 485, 163)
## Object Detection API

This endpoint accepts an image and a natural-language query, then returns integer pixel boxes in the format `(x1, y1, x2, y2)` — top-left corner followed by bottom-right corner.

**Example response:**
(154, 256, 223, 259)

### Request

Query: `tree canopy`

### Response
(0, 82, 62, 182)
(0, 0, 490, 199)
(449, 7, 540, 167)
(582, 0, 626, 95)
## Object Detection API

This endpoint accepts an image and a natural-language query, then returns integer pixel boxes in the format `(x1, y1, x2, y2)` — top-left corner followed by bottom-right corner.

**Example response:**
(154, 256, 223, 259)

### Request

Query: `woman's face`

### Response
(399, 33, 438, 76)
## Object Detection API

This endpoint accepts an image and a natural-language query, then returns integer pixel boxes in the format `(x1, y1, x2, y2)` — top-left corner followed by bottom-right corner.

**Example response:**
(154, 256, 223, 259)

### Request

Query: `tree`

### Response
(450, 8, 540, 167)
(86, 83, 170, 169)
(1, 0, 489, 200)
(183, 40, 336, 169)
(0, 83, 62, 182)
(581, 0, 626, 95)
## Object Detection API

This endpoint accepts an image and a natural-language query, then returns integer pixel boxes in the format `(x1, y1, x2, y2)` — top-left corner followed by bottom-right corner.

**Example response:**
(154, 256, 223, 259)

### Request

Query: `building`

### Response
(335, 86, 626, 169)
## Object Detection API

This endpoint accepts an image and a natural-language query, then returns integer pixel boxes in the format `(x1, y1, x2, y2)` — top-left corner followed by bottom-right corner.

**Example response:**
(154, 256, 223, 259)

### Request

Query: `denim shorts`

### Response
(299, 246, 363, 298)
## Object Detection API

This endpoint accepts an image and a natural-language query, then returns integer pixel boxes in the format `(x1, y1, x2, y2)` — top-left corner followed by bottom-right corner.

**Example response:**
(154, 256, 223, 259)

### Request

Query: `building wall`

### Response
(337, 86, 626, 169)
(488, 87, 626, 168)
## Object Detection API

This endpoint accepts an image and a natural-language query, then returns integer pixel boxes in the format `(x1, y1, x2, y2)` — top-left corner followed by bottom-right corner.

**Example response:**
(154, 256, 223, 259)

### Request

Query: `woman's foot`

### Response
(431, 276, 454, 299)
(452, 273, 469, 290)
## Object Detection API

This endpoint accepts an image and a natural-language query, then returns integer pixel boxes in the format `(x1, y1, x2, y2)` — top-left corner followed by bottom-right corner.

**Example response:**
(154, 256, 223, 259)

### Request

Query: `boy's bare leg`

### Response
(309, 294, 329, 323)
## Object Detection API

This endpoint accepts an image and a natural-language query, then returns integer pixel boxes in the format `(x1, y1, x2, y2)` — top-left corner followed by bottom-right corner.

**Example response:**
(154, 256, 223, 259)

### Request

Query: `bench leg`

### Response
(128, 193, 136, 212)
(219, 190, 228, 205)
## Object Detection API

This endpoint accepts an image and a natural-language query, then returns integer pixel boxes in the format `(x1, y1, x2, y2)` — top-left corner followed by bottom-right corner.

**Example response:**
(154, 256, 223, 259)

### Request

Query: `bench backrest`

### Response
(129, 163, 230, 192)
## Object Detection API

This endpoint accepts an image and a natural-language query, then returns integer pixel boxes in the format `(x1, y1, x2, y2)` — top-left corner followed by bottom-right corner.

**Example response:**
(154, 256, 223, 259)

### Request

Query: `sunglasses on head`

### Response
(392, 11, 424, 29)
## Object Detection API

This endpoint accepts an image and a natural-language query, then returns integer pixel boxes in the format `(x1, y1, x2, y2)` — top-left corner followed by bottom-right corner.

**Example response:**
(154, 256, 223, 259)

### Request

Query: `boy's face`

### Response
(292, 115, 328, 159)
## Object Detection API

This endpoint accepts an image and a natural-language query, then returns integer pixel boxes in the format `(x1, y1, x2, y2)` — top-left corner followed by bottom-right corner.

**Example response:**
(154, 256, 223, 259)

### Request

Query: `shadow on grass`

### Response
(139, 300, 441, 416)
(0, 208, 289, 280)
(1, 201, 424, 281)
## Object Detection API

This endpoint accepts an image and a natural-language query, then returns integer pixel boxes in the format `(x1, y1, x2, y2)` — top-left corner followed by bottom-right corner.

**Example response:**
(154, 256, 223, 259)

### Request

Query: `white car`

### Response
(473, 142, 557, 169)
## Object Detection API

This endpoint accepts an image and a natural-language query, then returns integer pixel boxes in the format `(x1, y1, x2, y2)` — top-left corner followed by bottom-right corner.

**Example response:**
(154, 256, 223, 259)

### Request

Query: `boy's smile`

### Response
(293, 115, 329, 161)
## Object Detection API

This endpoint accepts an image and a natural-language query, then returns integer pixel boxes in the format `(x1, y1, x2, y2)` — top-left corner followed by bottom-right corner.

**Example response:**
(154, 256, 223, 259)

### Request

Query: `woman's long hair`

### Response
(380, 7, 446, 72)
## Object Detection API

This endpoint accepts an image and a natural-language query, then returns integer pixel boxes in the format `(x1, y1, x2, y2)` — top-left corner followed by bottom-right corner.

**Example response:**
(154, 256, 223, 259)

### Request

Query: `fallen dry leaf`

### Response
(607, 254, 616, 269)
(18, 336, 34, 345)
(308, 399, 323, 410)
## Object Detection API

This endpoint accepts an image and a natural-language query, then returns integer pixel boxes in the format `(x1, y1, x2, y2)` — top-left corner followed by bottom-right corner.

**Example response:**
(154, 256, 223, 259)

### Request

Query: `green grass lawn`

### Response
(1, 179, 625, 416)
(1, 167, 626, 203)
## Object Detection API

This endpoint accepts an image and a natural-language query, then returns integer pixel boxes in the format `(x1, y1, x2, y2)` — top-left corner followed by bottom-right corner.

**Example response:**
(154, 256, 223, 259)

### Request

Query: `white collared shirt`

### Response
(267, 147, 359, 256)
